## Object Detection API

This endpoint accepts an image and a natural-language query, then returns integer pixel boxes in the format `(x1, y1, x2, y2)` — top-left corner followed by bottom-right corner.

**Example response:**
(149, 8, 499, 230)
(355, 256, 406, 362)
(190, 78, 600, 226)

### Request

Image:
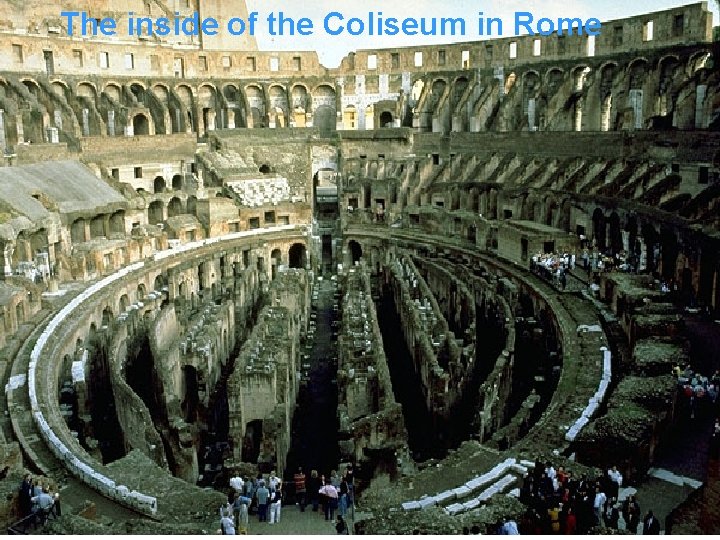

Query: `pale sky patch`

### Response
(245, 0, 718, 67)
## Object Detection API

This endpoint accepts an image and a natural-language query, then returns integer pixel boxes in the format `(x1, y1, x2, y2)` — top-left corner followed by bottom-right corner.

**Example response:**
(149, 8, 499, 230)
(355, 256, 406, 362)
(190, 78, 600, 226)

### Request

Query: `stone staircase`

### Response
(401, 457, 531, 516)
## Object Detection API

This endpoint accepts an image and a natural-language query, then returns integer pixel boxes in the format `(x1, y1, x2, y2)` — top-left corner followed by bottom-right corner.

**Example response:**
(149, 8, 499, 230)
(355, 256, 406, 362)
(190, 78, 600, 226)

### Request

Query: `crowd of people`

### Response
(529, 242, 649, 292)
(292, 465, 355, 524)
(218, 464, 355, 534)
(529, 252, 574, 290)
(512, 460, 660, 534)
(16, 473, 61, 529)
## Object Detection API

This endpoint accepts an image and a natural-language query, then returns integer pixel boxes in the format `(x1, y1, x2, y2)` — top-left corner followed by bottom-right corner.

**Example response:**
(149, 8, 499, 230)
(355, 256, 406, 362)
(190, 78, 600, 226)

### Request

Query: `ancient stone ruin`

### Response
(0, 0, 718, 534)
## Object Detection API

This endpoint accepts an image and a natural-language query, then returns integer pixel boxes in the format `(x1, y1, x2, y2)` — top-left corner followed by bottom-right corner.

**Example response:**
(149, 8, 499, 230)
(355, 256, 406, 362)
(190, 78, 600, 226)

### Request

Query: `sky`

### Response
(245, 0, 719, 67)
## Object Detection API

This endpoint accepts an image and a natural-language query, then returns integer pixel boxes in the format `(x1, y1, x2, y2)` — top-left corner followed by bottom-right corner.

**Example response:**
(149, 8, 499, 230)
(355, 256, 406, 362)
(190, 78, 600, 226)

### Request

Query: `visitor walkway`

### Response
(243, 505, 355, 535)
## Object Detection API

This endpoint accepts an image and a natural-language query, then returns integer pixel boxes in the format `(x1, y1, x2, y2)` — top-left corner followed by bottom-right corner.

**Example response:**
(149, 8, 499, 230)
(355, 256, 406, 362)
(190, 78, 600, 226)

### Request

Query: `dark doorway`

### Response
(380, 111, 393, 127)
(349, 240, 362, 264)
(321, 235, 333, 272)
(133, 114, 150, 135)
(289, 243, 307, 269)
(154, 176, 166, 194)
(242, 420, 263, 464)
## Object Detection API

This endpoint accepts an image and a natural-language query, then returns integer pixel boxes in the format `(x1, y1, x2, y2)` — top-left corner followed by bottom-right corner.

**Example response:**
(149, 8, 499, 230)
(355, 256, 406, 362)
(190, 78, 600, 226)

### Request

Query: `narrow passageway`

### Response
(284, 278, 340, 487)
(375, 281, 442, 462)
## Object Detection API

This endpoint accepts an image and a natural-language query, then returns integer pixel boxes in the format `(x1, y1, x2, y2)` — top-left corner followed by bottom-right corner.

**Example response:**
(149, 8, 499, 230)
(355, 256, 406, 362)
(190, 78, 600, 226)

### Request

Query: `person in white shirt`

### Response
(593, 487, 607, 526)
(220, 514, 235, 535)
(268, 471, 282, 491)
(229, 475, 244, 492)
(501, 518, 519, 534)
(269, 486, 283, 524)
(607, 466, 623, 499)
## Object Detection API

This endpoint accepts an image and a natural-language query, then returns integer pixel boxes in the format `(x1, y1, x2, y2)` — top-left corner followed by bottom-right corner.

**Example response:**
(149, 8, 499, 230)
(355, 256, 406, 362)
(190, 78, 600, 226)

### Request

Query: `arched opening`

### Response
(101, 307, 113, 327)
(132, 114, 150, 135)
(148, 201, 164, 225)
(90, 215, 105, 238)
(289, 243, 307, 269)
(129, 83, 145, 104)
(153, 176, 166, 194)
(592, 209, 607, 251)
(380, 111, 394, 127)
(242, 419, 263, 463)
(71, 219, 87, 244)
(119, 294, 129, 312)
(181, 365, 199, 423)
(187, 196, 197, 216)
(172, 174, 183, 191)
(137, 283, 147, 300)
(109, 211, 125, 235)
(349, 240, 362, 264)
(168, 197, 183, 217)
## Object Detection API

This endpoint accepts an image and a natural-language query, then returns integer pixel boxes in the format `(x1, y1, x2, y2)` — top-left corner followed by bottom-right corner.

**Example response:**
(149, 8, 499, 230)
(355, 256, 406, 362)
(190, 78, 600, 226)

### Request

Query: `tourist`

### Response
(294, 467, 307, 511)
(604, 498, 620, 530)
(592, 486, 607, 526)
(547, 503, 561, 534)
(564, 507, 577, 535)
(243, 476, 254, 501)
(18, 474, 33, 518)
(220, 512, 235, 535)
(338, 475, 349, 518)
(31, 486, 55, 523)
(623, 495, 641, 533)
(229, 474, 243, 492)
(500, 517, 519, 534)
(256, 480, 270, 522)
(269, 485, 283, 524)
(219, 500, 233, 520)
(268, 470, 282, 492)
(233, 493, 251, 531)
(318, 474, 328, 516)
(335, 515, 349, 534)
(308, 469, 321, 512)
(642, 510, 661, 535)
(607, 465, 622, 499)
(320, 479, 339, 521)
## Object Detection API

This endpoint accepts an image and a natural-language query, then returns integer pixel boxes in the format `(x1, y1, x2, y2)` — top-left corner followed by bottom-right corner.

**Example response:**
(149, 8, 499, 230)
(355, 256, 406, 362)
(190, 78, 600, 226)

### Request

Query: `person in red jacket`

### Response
(565, 507, 577, 535)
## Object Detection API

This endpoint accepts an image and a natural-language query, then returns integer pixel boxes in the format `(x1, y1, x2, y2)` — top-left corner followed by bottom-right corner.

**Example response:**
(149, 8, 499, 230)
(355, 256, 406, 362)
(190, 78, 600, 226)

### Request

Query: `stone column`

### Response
(15, 114, 24, 143)
(527, 98, 536, 131)
(107, 110, 115, 136)
(0, 110, 6, 153)
(227, 109, 236, 129)
(54, 109, 63, 130)
(46, 127, 59, 143)
(695, 85, 707, 129)
(82, 108, 90, 136)
(2, 242, 14, 276)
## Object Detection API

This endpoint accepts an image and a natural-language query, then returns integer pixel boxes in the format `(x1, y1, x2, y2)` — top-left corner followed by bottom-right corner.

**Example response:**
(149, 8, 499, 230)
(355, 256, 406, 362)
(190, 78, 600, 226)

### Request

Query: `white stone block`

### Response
(418, 497, 436, 509)
(453, 485, 471, 498)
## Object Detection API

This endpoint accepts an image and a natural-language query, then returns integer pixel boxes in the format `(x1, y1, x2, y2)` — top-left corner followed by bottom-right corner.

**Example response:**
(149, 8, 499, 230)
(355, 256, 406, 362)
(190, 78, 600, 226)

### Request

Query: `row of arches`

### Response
(401, 48, 715, 134)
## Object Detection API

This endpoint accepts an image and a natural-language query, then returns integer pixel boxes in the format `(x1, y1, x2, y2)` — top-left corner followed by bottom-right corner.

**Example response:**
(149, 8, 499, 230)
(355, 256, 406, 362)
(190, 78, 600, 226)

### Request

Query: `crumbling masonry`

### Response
(0, 0, 718, 534)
